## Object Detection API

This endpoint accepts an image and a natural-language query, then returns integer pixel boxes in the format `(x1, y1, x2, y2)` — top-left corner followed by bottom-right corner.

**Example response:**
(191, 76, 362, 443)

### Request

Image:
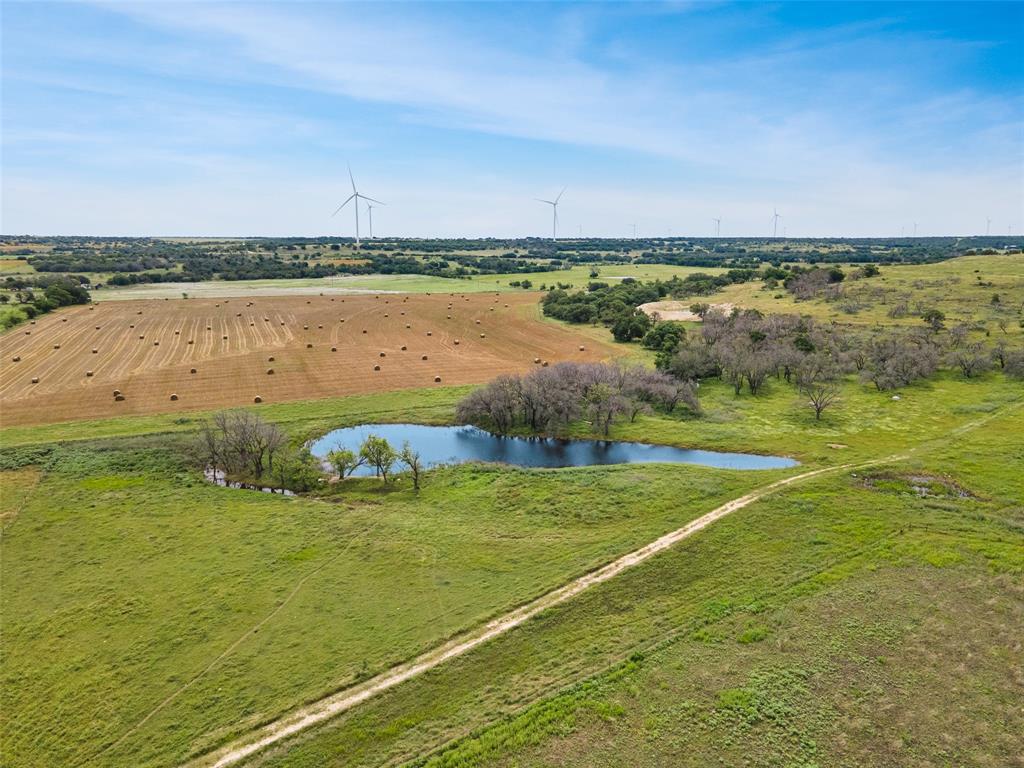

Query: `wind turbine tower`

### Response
(536, 187, 566, 241)
(712, 217, 721, 237)
(771, 208, 781, 238)
(331, 165, 384, 247)
(986, 217, 991, 236)
(366, 203, 376, 239)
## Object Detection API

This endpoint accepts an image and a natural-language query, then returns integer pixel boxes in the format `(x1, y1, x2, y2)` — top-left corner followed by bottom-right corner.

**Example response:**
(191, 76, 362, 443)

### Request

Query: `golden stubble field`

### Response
(0, 292, 612, 428)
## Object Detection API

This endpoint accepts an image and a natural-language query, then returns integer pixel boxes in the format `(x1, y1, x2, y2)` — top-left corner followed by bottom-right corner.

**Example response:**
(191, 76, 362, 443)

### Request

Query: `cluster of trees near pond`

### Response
(461, 307, 1024, 436)
(196, 410, 424, 493)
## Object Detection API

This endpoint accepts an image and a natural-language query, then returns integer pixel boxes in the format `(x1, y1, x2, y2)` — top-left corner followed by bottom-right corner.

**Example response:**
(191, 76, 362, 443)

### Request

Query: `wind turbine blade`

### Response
(555, 186, 566, 204)
(348, 164, 357, 194)
(331, 194, 357, 216)
(536, 199, 555, 205)
(361, 195, 386, 206)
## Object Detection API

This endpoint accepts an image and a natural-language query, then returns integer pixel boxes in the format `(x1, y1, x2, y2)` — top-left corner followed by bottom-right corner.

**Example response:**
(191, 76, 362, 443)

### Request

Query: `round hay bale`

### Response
(86, 370, 93, 377)
(222, 335, 227, 340)
(373, 364, 381, 371)
(306, 343, 313, 349)
(401, 311, 406, 316)
(384, 313, 389, 318)
(579, 345, 585, 351)
(400, 345, 407, 351)
(454, 339, 461, 345)
(362, 329, 367, 334)
(339, 318, 345, 323)
(190, 368, 197, 374)
(154, 341, 160, 346)
(267, 368, 274, 375)
(421, 354, 428, 360)
(475, 320, 481, 324)
(24, 331, 30, 335)
(92, 349, 98, 354)
(379, 351, 386, 357)
(169, 393, 179, 401)
(254, 395, 263, 403)
(174, 330, 180, 335)
(447, 315, 451, 319)
(53, 344, 60, 349)
(115, 394, 125, 401)
(188, 339, 194, 344)
(206, 326, 212, 331)
(480, 333, 486, 338)
(130, 324, 135, 329)
(11, 356, 20, 362)
(434, 376, 442, 383)
(331, 346, 337, 352)
(268, 356, 275, 362)
(426, 331, 432, 336)
(96, 326, 101, 330)
(89, 306, 94, 310)
(406, 324, 411, 329)
(317, 324, 323, 329)
(137, 310, 143, 315)
(113, 389, 122, 396)
(236, 313, 242, 317)
(31, 377, 39, 384)
(62, 318, 68, 323)
(139, 335, 145, 340)
(542, 360, 549, 367)
(303, 325, 309, 330)
(280, 321, 285, 326)
(534, 357, 541, 364)
(490, 308, 494, 312)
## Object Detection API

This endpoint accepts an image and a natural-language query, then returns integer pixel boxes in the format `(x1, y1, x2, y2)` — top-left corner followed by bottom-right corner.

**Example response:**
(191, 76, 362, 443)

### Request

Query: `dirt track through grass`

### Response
(186, 457, 906, 768)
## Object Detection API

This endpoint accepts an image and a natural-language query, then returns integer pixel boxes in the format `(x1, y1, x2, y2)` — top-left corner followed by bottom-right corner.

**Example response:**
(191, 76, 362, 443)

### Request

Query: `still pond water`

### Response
(309, 423, 798, 475)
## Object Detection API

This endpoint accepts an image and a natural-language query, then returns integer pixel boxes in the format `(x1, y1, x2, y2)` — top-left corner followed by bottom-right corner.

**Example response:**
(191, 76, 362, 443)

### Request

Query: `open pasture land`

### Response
(0, 292, 612, 428)
(97, 264, 726, 301)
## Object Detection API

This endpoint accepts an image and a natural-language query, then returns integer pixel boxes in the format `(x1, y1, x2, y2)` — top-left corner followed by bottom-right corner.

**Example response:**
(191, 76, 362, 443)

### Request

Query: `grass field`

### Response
(0, 292, 614, 428)
(96, 264, 724, 301)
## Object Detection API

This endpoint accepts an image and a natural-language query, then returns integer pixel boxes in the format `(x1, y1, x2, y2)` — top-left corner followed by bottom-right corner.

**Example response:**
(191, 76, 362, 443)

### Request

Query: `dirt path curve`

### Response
(188, 455, 905, 768)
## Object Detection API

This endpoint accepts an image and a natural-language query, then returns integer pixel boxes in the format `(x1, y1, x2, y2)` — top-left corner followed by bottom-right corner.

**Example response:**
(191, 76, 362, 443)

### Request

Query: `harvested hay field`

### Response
(0, 292, 613, 428)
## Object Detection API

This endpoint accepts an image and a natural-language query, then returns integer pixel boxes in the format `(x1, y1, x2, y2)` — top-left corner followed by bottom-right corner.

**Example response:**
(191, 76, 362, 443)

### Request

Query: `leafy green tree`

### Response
(360, 435, 398, 482)
(327, 448, 363, 478)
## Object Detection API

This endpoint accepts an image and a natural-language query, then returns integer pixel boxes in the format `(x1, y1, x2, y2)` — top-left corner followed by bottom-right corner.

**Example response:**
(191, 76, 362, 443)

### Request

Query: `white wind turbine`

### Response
(536, 187, 566, 241)
(712, 217, 721, 237)
(332, 165, 384, 246)
(366, 202, 377, 239)
(771, 208, 782, 238)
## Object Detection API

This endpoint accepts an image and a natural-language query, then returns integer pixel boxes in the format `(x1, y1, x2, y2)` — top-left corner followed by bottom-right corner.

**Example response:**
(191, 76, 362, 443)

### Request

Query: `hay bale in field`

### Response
(206, 326, 212, 331)
(579, 345, 585, 351)
(86, 371, 93, 377)
(250, 322, 255, 327)
(434, 376, 442, 382)
(96, 326, 101, 330)
(454, 339, 461, 345)
(303, 325, 309, 330)
(130, 324, 135, 329)
(534, 357, 541, 364)
(447, 315, 451, 319)
(267, 368, 274, 375)
(268, 356, 275, 362)
(169, 393, 179, 401)
(53, 344, 60, 349)
(318, 324, 323, 329)
(236, 313, 241, 317)
(373, 364, 381, 371)
(254, 395, 263, 403)
(154, 341, 160, 346)
(362, 329, 367, 334)
(480, 333, 486, 338)
(280, 321, 285, 326)
(400, 345, 407, 351)
(137, 310, 143, 315)
(139, 335, 145, 340)
(115, 394, 125, 401)
(174, 330, 180, 335)
(306, 343, 313, 349)
(331, 346, 337, 352)
(62, 318, 67, 323)
(188, 339, 194, 344)
(190, 368, 197, 374)
(222, 335, 228, 340)
(339, 318, 345, 323)
(31, 377, 39, 384)
(542, 361, 549, 367)
(113, 389, 121, 396)
(384, 314, 389, 318)
(11, 356, 20, 362)
(475, 320, 481, 324)
(421, 354, 428, 360)
(24, 330, 30, 335)
(426, 331, 433, 336)
(92, 349, 98, 354)
(406, 324, 411, 329)
(379, 351, 386, 357)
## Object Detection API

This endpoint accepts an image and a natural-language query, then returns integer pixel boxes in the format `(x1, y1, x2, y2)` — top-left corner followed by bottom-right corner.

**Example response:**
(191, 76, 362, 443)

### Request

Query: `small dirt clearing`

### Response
(0, 293, 612, 427)
(638, 300, 735, 321)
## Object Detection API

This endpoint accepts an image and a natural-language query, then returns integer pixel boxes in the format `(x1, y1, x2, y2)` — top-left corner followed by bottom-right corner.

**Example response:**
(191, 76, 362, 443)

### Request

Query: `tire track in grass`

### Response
(91, 513, 386, 765)
(184, 456, 908, 768)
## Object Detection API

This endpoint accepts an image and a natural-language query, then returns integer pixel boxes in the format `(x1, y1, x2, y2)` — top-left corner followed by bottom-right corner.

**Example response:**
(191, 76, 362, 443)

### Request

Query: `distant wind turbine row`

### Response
(332, 168, 1012, 241)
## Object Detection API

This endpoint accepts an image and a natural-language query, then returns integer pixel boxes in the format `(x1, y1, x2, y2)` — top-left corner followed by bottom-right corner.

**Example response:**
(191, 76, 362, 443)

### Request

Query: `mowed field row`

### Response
(0, 293, 613, 427)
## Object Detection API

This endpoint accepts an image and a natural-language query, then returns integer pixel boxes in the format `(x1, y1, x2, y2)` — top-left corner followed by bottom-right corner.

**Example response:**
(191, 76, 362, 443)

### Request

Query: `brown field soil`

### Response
(0, 292, 612, 428)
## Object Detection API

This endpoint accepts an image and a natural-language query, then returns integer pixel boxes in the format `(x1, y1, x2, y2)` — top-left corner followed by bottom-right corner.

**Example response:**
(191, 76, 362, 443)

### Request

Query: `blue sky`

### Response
(2, 1, 1022, 237)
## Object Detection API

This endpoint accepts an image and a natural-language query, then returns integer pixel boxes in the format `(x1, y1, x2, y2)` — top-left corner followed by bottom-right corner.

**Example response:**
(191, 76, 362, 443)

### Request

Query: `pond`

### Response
(309, 423, 798, 474)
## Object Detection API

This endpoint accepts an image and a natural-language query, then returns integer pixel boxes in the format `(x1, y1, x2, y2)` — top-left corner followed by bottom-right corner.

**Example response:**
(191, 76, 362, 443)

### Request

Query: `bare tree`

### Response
(198, 410, 287, 481)
(796, 355, 841, 420)
(399, 441, 424, 491)
(948, 342, 991, 378)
